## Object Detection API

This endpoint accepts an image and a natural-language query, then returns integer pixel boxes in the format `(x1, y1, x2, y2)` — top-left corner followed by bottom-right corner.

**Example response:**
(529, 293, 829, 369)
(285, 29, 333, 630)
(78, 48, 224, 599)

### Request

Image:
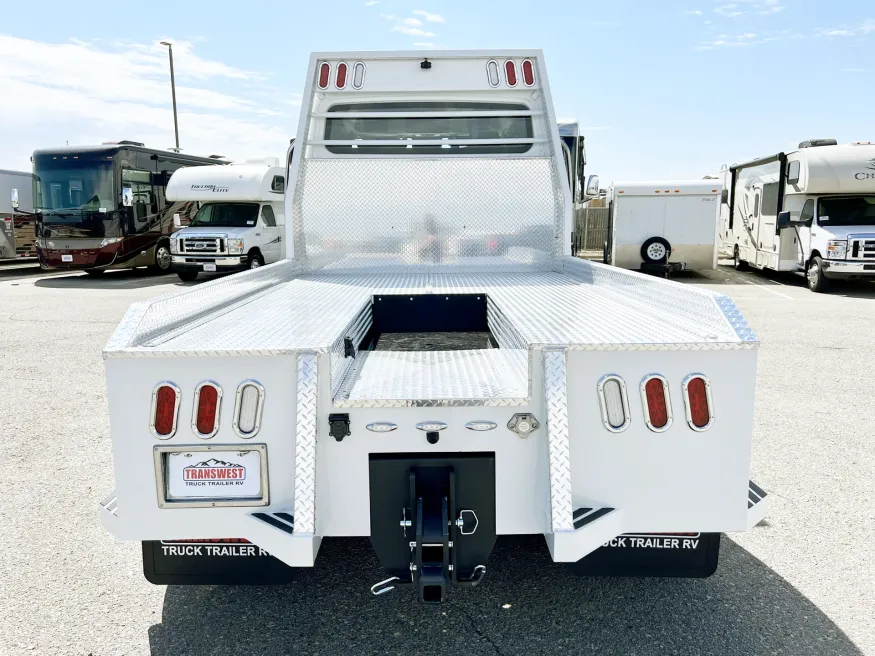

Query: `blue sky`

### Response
(1, 0, 873, 180)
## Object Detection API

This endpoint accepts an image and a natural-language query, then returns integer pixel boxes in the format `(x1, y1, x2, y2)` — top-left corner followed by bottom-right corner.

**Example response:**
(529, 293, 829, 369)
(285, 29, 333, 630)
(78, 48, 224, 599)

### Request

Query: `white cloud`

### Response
(412, 10, 445, 23)
(817, 20, 875, 38)
(842, 68, 865, 72)
(364, 0, 379, 5)
(686, 9, 703, 15)
(0, 35, 292, 170)
(696, 31, 786, 49)
(379, 12, 397, 20)
(413, 42, 436, 48)
(714, 1, 784, 18)
(392, 25, 437, 37)
(403, 17, 423, 26)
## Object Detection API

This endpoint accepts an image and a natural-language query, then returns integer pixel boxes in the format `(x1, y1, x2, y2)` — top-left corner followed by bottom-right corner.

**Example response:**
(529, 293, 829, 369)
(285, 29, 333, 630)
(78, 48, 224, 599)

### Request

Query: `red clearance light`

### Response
(151, 382, 180, 439)
(317, 62, 331, 89)
(193, 382, 222, 438)
(683, 375, 713, 430)
(504, 60, 518, 87)
(641, 375, 671, 431)
(522, 59, 535, 86)
(335, 62, 348, 89)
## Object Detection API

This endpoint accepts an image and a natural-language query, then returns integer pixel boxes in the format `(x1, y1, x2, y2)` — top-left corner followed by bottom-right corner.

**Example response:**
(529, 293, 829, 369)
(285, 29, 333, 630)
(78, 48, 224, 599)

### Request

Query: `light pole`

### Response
(159, 41, 180, 151)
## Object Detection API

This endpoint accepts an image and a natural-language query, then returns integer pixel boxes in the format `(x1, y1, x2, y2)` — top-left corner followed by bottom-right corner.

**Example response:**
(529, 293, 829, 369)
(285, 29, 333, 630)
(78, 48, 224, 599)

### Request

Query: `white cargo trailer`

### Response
(99, 50, 768, 601)
(0, 169, 36, 259)
(166, 158, 287, 281)
(720, 139, 875, 292)
(603, 180, 721, 273)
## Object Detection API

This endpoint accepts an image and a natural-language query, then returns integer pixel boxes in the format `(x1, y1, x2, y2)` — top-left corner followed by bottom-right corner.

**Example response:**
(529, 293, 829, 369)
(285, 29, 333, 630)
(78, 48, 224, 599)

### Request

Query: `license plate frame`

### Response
(61, 254, 73, 262)
(153, 444, 269, 508)
(203, 263, 217, 272)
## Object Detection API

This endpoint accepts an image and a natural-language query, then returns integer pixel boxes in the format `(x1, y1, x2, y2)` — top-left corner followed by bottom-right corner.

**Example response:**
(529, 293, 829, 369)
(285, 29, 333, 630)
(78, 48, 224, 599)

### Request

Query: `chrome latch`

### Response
(456, 509, 479, 535)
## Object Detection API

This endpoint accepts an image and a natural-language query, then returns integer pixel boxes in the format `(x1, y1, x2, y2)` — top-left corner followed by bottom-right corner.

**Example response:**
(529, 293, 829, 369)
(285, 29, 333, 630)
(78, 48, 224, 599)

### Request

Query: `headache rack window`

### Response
(324, 102, 534, 154)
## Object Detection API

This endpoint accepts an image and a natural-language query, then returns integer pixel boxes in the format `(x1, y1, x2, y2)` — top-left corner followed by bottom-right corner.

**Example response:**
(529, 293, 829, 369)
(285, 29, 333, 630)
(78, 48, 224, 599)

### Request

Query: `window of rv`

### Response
(189, 203, 260, 228)
(817, 196, 875, 226)
(324, 102, 533, 154)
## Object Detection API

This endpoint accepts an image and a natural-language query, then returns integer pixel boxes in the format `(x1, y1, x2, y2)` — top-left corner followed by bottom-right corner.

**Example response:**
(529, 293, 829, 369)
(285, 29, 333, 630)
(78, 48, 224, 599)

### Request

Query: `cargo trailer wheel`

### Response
(247, 252, 264, 270)
(733, 246, 747, 271)
(177, 270, 198, 282)
(807, 256, 830, 293)
(641, 237, 671, 264)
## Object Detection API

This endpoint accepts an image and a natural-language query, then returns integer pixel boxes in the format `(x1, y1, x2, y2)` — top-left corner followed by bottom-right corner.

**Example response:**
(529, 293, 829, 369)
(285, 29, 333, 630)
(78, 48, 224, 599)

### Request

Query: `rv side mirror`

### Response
(172, 213, 182, 229)
(585, 174, 600, 197)
(776, 211, 792, 230)
(10, 188, 19, 210)
(122, 187, 134, 207)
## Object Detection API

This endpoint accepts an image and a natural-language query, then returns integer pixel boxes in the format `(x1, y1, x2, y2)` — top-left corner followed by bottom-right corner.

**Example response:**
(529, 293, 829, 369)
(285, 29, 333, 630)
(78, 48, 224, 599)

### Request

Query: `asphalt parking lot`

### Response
(1, 263, 873, 656)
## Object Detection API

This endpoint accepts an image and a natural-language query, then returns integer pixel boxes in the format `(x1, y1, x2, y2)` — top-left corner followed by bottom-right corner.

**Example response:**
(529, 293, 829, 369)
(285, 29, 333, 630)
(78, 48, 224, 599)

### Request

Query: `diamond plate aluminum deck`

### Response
(544, 349, 574, 532)
(334, 349, 529, 408)
(292, 353, 318, 535)
(104, 258, 758, 362)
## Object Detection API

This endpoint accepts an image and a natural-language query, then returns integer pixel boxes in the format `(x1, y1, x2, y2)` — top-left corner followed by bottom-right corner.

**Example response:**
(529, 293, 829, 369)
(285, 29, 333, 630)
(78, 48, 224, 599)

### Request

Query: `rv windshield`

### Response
(818, 196, 875, 226)
(325, 102, 533, 154)
(190, 203, 259, 228)
(33, 154, 116, 212)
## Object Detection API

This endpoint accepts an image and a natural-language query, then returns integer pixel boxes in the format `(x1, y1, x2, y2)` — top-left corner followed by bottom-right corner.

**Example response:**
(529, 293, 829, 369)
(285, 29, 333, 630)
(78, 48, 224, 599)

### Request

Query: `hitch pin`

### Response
(370, 576, 400, 596)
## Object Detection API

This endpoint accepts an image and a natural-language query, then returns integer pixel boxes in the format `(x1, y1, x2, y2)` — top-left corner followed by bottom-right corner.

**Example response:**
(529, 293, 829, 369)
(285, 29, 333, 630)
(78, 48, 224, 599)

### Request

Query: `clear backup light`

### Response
(486, 60, 500, 87)
(233, 381, 265, 438)
(317, 62, 331, 89)
(640, 374, 672, 432)
(682, 374, 713, 431)
(352, 62, 366, 89)
(521, 59, 535, 86)
(192, 381, 222, 438)
(151, 382, 180, 439)
(335, 62, 348, 89)
(504, 60, 518, 87)
(597, 375, 630, 432)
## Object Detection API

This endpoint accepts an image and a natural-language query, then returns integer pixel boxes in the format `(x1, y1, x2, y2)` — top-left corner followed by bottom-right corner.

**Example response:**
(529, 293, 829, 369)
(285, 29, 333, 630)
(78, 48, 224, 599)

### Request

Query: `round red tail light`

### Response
(193, 382, 222, 438)
(683, 375, 712, 430)
(317, 62, 331, 89)
(151, 383, 180, 439)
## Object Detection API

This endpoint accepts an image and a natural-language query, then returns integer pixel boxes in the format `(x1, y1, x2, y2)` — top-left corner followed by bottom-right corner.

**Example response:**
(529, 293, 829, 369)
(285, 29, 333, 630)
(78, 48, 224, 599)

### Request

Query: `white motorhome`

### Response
(99, 50, 767, 601)
(603, 180, 721, 273)
(166, 158, 286, 281)
(1, 169, 36, 259)
(720, 139, 875, 292)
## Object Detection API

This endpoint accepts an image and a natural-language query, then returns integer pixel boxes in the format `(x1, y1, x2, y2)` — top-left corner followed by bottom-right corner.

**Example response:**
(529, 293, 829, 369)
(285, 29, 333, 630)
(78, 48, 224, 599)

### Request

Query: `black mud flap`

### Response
(569, 533, 720, 578)
(142, 539, 295, 585)
(369, 453, 496, 602)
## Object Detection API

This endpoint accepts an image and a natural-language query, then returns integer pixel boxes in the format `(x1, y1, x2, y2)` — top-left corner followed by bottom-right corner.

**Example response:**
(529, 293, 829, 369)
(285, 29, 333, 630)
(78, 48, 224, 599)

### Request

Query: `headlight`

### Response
(169, 238, 179, 254)
(228, 238, 244, 255)
(100, 237, 123, 247)
(826, 240, 847, 260)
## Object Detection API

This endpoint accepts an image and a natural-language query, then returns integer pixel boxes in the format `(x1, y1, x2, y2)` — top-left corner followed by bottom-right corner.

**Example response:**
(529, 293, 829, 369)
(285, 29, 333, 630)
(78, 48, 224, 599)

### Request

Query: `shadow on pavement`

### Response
(149, 535, 861, 656)
(33, 269, 188, 290)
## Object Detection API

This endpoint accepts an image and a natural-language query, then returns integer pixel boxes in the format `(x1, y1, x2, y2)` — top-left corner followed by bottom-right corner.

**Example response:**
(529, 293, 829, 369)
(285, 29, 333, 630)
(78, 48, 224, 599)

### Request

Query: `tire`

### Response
(84, 269, 104, 277)
(177, 270, 198, 282)
(733, 246, 748, 271)
(640, 236, 671, 264)
(247, 252, 265, 270)
(148, 241, 172, 275)
(807, 256, 830, 293)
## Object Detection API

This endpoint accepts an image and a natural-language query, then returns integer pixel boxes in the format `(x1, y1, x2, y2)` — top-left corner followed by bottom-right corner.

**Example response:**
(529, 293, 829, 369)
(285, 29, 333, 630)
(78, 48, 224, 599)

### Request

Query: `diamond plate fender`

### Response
(293, 353, 318, 535)
(543, 349, 574, 532)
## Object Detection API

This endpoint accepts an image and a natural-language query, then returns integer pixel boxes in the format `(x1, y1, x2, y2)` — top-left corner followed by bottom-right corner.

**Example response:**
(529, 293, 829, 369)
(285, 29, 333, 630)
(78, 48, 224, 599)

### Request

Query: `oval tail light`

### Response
(317, 62, 331, 90)
(598, 375, 630, 432)
(151, 382, 180, 439)
(683, 375, 713, 430)
(233, 381, 265, 438)
(193, 382, 222, 438)
(521, 59, 535, 86)
(335, 62, 348, 89)
(641, 375, 672, 432)
(504, 60, 518, 87)
(352, 61, 366, 89)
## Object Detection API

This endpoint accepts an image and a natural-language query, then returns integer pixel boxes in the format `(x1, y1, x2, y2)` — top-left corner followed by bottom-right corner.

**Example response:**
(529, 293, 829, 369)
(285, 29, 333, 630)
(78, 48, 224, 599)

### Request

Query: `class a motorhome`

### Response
(165, 157, 287, 281)
(719, 139, 875, 292)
